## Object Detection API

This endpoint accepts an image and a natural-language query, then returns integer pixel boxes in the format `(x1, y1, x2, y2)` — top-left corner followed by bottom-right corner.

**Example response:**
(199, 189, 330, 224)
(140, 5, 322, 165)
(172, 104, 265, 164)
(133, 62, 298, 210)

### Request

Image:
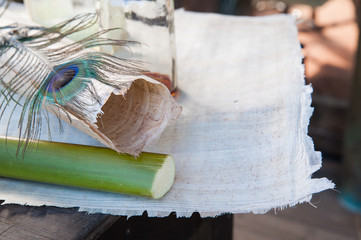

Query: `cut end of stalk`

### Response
(151, 155, 175, 199)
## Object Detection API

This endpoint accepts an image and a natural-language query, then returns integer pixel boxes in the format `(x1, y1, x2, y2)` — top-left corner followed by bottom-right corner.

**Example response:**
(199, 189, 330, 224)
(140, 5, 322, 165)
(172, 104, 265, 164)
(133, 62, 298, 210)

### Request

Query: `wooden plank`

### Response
(274, 161, 355, 237)
(0, 204, 119, 240)
(234, 161, 360, 240)
(234, 212, 357, 240)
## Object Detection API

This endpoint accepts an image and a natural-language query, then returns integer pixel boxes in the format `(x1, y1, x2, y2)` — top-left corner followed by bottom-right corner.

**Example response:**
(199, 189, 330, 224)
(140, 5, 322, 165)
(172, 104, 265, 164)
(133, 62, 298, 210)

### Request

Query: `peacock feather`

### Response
(0, 2, 146, 156)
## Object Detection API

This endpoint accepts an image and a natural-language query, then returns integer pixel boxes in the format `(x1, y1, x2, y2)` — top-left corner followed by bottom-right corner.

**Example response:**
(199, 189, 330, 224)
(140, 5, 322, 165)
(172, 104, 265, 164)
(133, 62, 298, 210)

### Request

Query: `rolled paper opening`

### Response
(94, 78, 181, 155)
(45, 77, 181, 156)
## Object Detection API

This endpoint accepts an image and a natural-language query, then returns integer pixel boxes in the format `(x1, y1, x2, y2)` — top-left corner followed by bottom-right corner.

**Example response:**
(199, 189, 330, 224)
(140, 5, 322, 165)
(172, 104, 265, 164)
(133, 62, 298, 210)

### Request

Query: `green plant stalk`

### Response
(0, 137, 175, 199)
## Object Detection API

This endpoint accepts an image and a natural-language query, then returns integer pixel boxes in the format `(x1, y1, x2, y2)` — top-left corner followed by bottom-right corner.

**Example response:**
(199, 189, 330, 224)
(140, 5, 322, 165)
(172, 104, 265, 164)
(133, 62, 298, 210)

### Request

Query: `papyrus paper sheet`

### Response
(0, 6, 334, 217)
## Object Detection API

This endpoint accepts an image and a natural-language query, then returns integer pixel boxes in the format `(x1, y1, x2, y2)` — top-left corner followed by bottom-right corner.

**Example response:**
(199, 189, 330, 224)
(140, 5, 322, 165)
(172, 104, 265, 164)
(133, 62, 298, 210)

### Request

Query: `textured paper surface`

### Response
(0, 7, 334, 216)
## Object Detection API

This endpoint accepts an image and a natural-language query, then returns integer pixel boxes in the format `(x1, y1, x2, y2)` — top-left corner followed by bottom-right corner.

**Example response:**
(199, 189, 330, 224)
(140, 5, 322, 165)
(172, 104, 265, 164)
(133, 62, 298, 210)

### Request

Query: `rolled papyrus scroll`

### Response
(0, 13, 181, 155)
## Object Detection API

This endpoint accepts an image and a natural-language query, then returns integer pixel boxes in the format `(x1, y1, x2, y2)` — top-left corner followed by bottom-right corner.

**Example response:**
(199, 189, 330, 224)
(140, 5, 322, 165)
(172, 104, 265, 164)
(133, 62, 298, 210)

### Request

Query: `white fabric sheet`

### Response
(0, 6, 334, 217)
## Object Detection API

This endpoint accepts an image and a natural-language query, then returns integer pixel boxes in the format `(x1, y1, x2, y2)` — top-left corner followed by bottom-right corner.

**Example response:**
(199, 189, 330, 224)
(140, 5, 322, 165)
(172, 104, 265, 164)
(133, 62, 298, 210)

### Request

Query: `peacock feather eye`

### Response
(45, 64, 89, 105)
(47, 65, 79, 93)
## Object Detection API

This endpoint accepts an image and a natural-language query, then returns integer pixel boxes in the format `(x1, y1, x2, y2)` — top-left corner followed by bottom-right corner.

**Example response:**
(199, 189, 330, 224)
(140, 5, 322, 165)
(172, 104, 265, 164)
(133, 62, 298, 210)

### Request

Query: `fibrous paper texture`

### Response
(0, 7, 334, 217)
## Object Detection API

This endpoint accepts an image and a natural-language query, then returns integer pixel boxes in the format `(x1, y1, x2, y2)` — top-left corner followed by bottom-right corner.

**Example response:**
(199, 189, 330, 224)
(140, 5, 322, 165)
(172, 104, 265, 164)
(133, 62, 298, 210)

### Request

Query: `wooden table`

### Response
(0, 204, 118, 240)
(0, 204, 233, 240)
